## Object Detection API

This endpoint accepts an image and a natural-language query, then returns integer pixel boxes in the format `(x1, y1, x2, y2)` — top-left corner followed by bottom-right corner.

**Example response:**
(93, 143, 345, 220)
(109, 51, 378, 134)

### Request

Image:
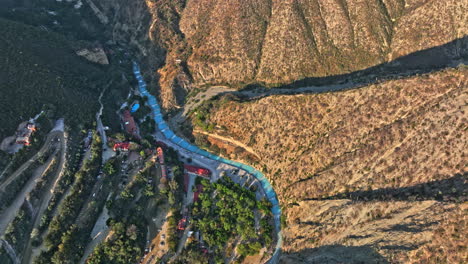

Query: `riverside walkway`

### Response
(133, 62, 282, 263)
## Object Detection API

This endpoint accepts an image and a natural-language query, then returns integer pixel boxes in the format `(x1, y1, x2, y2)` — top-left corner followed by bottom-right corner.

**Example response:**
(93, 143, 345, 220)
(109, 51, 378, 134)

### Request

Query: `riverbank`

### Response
(133, 62, 283, 263)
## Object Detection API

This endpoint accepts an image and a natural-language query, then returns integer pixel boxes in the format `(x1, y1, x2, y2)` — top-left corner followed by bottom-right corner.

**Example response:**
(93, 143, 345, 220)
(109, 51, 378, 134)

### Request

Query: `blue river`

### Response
(133, 62, 282, 262)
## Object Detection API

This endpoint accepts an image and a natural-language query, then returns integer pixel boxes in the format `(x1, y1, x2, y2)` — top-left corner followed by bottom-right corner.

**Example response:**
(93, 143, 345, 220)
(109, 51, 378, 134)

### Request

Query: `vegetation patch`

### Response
(86, 221, 145, 264)
(185, 177, 273, 262)
(0, 18, 104, 140)
(34, 132, 102, 264)
(3, 207, 33, 253)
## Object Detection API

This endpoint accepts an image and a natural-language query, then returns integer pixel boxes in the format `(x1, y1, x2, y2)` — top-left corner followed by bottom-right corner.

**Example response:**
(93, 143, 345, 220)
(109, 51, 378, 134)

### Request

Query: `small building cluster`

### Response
(15, 123, 36, 145)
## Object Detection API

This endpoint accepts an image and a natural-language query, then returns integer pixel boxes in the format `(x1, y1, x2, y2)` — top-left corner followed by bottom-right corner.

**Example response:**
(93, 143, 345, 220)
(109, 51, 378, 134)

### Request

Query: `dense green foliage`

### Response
(191, 101, 216, 132)
(0, 166, 35, 212)
(87, 156, 157, 263)
(174, 241, 209, 264)
(0, 18, 103, 140)
(37, 130, 85, 235)
(34, 133, 102, 264)
(192, 177, 266, 259)
(190, 95, 239, 133)
(0, 141, 56, 213)
(3, 154, 61, 253)
(30, 156, 59, 202)
(237, 242, 262, 256)
(107, 170, 149, 222)
(86, 221, 145, 264)
(0, 246, 14, 264)
(166, 210, 182, 252)
(4, 207, 33, 252)
(103, 160, 117, 176)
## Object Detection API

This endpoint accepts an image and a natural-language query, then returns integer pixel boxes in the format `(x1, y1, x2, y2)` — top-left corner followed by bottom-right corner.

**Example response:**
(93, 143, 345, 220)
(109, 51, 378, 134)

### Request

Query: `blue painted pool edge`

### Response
(133, 62, 283, 263)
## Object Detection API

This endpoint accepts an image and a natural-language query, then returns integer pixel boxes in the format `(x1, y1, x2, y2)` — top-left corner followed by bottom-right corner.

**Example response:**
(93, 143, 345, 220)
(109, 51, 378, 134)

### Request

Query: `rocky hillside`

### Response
(281, 200, 466, 263)
(180, 0, 467, 86)
(91, 0, 467, 110)
(189, 66, 467, 262)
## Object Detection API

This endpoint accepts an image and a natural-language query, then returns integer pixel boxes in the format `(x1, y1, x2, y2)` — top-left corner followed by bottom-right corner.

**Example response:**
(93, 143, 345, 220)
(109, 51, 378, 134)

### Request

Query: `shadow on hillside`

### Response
(383, 221, 437, 233)
(306, 173, 467, 202)
(233, 36, 467, 99)
(280, 245, 389, 264)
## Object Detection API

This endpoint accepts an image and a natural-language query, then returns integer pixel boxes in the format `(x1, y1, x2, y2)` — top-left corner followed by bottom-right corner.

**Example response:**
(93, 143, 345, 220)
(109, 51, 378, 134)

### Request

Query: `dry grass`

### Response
(406, 204, 467, 264)
(281, 200, 466, 263)
(175, 0, 466, 88)
(190, 66, 468, 262)
(103, 0, 468, 111)
(202, 67, 467, 201)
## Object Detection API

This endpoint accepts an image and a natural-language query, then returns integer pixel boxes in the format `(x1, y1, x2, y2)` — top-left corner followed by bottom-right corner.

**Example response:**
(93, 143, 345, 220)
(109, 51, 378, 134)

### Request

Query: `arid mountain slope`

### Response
(189, 66, 467, 262)
(180, 0, 467, 88)
(281, 201, 466, 263)
(93, 0, 467, 110)
(201, 67, 467, 200)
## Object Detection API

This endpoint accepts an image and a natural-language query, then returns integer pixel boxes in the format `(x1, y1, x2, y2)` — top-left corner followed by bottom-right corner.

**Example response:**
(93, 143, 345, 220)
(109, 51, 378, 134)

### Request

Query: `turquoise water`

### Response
(133, 62, 282, 262)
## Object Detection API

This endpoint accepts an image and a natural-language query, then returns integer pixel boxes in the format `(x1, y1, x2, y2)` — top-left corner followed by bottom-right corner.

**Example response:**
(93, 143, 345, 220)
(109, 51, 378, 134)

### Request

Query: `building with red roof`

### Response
(156, 147, 165, 164)
(16, 123, 36, 145)
(178, 217, 187, 230)
(113, 142, 130, 151)
(183, 164, 211, 178)
(156, 141, 168, 148)
(122, 110, 137, 137)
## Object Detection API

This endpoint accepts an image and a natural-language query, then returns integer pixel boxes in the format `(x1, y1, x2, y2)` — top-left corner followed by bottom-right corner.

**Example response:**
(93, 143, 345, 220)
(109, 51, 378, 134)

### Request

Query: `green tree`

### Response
(114, 133, 126, 142)
(103, 161, 116, 175)
(168, 192, 176, 206)
(237, 242, 262, 256)
(169, 180, 179, 192)
(143, 185, 155, 197)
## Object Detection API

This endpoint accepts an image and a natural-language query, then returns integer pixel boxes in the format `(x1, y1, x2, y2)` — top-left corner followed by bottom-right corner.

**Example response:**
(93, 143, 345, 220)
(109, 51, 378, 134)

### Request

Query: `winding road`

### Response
(0, 131, 64, 237)
(0, 131, 62, 192)
(133, 62, 283, 263)
(20, 130, 66, 264)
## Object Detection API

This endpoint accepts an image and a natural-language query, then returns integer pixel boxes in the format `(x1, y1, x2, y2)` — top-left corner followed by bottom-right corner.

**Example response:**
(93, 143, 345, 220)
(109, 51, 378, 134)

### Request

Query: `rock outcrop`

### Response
(76, 48, 109, 65)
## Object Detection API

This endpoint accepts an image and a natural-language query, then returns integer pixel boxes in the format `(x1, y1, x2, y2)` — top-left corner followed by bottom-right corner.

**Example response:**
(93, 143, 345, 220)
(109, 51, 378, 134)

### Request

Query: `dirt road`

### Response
(193, 130, 260, 159)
